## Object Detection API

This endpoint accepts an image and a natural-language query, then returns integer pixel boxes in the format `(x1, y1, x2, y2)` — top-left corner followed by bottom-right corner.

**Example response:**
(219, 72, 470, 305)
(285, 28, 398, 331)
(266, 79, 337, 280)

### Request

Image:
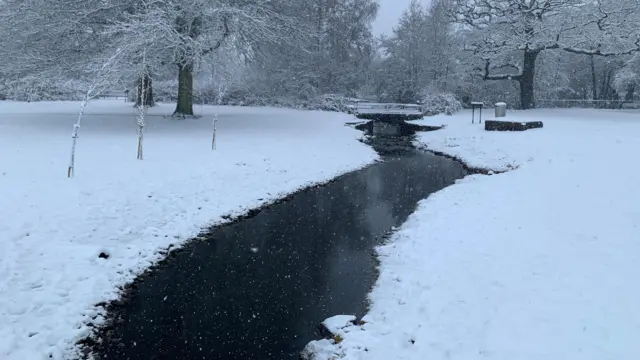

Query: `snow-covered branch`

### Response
(480, 59, 523, 81)
(548, 37, 640, 57)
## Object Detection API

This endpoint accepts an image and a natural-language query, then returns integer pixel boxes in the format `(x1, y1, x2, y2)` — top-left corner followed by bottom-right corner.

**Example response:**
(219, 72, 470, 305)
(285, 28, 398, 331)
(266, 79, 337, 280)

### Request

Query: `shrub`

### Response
(1, 76, 86, 101)
(420, 92, 463, 116)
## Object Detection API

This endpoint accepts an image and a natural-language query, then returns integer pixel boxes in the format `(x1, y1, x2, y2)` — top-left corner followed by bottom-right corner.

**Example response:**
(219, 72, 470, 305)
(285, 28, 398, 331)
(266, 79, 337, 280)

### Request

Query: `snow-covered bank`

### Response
(0, 100, 377, 359)
(306, 109, 640, 360)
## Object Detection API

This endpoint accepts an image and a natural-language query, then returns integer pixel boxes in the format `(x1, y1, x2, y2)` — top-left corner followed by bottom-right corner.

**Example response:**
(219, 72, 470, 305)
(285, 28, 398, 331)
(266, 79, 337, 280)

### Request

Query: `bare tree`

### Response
(68, 48, 129, 177)
(453, 0, 640, 109)
(247, 0, 378, 101)
(108, 0, 300, 117)
(0, 0, 302, 115)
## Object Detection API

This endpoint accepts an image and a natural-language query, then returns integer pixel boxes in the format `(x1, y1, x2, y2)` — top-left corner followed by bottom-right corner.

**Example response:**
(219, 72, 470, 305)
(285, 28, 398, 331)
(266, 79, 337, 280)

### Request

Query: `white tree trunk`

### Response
(136, 51, 148, 160)
(211, 115, 218, 150)
(68, 98, 88, 178)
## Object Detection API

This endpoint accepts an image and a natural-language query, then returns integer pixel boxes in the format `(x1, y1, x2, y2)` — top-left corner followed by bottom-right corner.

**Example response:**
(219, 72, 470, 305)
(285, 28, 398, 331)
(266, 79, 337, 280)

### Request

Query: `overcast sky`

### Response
(372, 0, 428, 36)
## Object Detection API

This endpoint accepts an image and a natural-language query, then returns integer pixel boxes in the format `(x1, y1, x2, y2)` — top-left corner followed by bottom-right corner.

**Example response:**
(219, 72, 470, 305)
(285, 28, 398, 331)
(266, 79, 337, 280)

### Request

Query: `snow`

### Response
(0, 100, 377, 360)
(301, 339, 339, 360)
(322, 315, 357, 336)
(305, 109, 640, 360)
(301, 316, 359, 360)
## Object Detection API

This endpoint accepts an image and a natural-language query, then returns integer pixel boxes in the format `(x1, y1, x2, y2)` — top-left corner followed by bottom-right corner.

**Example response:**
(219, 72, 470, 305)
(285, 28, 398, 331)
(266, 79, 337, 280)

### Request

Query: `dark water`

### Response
(89, 122, 467, 360)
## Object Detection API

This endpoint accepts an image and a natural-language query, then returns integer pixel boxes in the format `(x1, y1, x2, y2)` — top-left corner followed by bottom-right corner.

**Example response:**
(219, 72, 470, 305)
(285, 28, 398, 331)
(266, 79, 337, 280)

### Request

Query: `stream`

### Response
(87, 121, 467, 360)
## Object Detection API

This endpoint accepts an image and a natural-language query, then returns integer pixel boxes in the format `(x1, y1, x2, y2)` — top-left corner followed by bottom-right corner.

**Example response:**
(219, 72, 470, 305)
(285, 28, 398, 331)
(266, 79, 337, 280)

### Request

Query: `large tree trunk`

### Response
(519, 50, 538, 110)
(590, 55, 598, 100)
(625, 84, 635, 101)
(174, 63, 194, 117)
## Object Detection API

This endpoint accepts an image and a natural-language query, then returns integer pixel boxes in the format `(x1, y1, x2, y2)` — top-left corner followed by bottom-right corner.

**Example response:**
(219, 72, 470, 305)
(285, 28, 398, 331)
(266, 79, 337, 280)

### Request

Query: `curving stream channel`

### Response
(86, 121, 467, 360)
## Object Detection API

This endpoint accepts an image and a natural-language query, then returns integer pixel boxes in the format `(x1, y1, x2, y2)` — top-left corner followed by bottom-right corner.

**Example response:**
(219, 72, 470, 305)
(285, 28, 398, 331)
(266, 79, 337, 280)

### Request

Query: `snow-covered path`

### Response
(0, 101, 377, 359)
(307, 109, 640, 360)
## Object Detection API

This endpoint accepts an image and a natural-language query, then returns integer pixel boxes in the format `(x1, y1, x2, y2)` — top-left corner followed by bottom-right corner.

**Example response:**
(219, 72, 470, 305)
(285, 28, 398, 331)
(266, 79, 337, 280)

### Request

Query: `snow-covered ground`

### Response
(306, 109, 640, 360)
(0, 100, 377, 359)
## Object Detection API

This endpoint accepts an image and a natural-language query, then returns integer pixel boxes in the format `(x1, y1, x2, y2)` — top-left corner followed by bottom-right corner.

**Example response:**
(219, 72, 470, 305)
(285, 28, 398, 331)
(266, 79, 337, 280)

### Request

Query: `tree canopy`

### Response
(1, 0, 639, 110)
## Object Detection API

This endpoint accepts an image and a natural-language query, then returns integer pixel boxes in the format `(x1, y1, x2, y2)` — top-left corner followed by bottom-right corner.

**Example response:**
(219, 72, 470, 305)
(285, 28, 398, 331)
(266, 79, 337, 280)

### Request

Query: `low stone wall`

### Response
(485, 120, 544, 131)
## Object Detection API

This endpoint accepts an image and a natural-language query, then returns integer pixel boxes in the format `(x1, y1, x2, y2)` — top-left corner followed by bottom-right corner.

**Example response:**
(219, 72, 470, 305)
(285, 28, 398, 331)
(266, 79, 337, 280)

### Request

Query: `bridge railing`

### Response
(351, 102, 423, 115)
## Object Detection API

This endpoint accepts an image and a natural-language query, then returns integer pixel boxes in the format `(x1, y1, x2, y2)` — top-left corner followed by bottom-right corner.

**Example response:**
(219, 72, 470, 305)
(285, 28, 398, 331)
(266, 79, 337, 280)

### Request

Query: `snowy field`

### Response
(0, 100, 377, 359)
(307, 109, 640, 360)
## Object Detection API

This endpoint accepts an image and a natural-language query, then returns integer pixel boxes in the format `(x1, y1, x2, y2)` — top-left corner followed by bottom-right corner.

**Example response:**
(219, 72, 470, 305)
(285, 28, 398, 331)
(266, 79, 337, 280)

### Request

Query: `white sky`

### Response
(372, 0, 429, 36)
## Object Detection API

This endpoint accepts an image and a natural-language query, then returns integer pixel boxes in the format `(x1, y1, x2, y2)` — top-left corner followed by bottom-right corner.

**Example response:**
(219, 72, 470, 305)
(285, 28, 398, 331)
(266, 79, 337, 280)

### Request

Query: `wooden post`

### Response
(137, 133, 144, 160)
(68, 125, 79, 178)
(68, 99, 88, 178)
(212, 115, 218, 150)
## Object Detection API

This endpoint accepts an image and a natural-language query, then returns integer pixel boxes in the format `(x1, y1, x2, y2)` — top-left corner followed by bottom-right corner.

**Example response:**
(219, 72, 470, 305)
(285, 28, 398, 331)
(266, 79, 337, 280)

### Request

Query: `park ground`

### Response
(306, 108, 640, 360)
(0, 100, 378, 359)
(2, 102, 640, 360)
